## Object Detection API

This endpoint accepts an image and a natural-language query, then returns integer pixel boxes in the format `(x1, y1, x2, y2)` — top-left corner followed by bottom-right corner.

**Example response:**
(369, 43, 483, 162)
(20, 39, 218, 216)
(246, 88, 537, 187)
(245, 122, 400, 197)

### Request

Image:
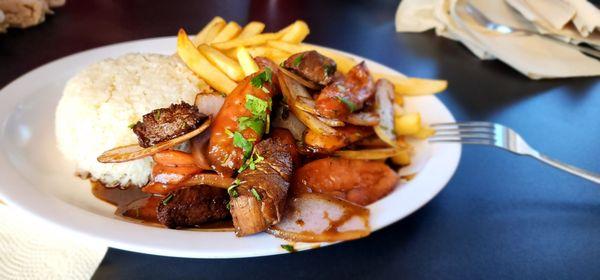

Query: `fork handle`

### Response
(533, 154, 600, 184)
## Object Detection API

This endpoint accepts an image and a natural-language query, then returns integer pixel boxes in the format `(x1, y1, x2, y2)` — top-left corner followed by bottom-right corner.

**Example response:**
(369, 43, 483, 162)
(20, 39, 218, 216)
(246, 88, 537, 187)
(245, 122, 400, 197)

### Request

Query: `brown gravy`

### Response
(91, 180, 234, 231)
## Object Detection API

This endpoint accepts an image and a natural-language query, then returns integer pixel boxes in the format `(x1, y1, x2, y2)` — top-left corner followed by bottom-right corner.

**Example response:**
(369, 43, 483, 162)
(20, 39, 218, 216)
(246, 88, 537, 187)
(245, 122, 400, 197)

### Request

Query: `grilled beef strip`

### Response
(157, 186, 230, 229)
(132, 102, 207, 148)
(229, 134, 296, 236)
(282, 50, 337, 86)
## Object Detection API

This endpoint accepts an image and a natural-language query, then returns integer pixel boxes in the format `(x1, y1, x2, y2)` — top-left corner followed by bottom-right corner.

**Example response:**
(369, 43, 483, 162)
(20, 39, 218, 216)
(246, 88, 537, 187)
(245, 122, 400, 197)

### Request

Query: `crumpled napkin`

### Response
(0, 0, 66, 33)
(0, 204, 107, 280)
(396, 0, 600, 79)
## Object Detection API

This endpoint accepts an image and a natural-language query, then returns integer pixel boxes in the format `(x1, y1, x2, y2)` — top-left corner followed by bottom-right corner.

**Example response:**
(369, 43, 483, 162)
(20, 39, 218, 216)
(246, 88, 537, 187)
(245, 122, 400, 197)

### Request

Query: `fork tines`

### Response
(429, 122, 497, 145)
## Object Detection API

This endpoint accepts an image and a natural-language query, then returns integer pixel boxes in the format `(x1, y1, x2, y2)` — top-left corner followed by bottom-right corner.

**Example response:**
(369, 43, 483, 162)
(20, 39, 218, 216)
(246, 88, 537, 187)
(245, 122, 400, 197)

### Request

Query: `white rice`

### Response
(55, 53, 209, 187)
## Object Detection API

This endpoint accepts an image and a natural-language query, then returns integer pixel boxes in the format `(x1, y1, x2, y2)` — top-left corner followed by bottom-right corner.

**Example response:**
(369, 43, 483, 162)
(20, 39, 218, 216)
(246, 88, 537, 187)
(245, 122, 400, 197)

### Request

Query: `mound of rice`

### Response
(55, 53, 209, 187)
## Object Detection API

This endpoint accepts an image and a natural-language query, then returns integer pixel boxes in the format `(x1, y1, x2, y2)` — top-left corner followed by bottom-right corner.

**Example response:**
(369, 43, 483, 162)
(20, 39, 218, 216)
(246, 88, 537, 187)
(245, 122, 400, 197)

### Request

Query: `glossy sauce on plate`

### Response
(91, 181, 234, 230)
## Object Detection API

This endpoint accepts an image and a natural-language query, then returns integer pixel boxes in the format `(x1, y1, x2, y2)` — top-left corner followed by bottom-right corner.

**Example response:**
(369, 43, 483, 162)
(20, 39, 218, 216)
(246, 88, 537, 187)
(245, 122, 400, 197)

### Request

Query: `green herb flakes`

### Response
(232, 131, 253, 158)
(281, 244, 295, 253)
(128, 123, 136, 129)
(250, 67, 273, 88)
(292, 54, 304, 67)
(336, 96, 357, 112)
(227, 179, 241, 198)
(239, 151, 264, 173)
(226, 201, 231, 210)
(153, 110, 162, 120)
(250, 188, 262, 201)
(162, 194, 174, 205)
(245, 94, 270, 116)
(238, 116, 265, 136)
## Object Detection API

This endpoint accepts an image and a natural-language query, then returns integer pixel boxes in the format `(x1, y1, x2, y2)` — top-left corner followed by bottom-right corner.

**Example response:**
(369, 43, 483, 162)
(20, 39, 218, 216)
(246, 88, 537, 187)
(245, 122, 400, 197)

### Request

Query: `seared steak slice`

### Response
(282, 51, 337, 86)
(229, 136, 294, 236)
(132, 102, 207, 147)
(157, 186, 229, 229)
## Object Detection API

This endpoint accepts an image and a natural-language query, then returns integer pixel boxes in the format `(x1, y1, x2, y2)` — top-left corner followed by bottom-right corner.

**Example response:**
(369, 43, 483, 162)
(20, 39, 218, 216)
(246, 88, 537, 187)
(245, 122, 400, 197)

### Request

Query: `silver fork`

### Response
(429, 122, 600, 184)
(456, 2, 600, 59)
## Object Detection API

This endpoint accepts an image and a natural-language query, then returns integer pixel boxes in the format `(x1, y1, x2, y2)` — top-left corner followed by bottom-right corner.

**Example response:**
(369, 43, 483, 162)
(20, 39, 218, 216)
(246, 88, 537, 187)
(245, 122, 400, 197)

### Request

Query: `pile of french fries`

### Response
(176, 17, 448, 165)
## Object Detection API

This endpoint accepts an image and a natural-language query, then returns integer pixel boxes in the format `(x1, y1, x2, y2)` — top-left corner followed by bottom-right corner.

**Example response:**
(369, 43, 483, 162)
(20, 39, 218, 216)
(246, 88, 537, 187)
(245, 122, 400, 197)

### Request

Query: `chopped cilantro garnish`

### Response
(292, 54, 304, 67)
(226, 201, 231, 210)
(253, 153, 264, 167)
(238, 115, 265, 136)
(228, 188, 238, 198)
(263, 67, 272, 83)
(281, 244, 295, 253)
(162, 194, 174, 205)
(336, 96, 357, 112)
(227, 179, 241, 198)
(128, 123, 136, 129)
(250, 188, 262, 201)
(245, 94, 270, 115)
(250, 67, 273, 88)
(153, 110, 162, 120)
(239, 150, 264, 173)
(232, 131, 253, 158)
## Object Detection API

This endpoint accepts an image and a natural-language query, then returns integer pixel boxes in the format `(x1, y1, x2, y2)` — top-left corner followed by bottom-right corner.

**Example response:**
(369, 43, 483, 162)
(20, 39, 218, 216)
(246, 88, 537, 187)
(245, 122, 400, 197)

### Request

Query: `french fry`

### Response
(247, 46, 289, 58)
(374, 73, 447, 96)
(394, 77, 447, 96)
(223, 48, 238, 59)
(238, 21, 265, 39)
(247, 47, 291, 63)
(236, 46, 259, 75)
(266, 40, 310, 58)
(279, 20, 310, 43)
(177, 29, 237, 94)
(391, 137, 412, 165)
(266, 40, 306, 54)
(212, 33, 284, 50)
(276, 24, 293, 37)
(198, 44, 245, 81)
(395, 94, 404, 106)
(211, 21, 242, 43)
(391, 149, 411, 165)
(394, 113, 421, 136)
(193, 16, 226, 46)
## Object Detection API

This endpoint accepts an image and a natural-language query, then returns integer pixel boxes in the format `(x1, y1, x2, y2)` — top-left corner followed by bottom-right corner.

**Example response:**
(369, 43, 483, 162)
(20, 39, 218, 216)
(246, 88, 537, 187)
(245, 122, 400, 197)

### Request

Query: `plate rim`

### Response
(0, 36, 461, 258)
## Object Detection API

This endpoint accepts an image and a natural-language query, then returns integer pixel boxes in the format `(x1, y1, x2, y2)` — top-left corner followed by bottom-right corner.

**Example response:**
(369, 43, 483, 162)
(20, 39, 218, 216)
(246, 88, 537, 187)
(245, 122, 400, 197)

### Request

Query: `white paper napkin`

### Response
(505, 0, 600, 45)
(0, 204, 107, 280)
(395, 0, 600, 79)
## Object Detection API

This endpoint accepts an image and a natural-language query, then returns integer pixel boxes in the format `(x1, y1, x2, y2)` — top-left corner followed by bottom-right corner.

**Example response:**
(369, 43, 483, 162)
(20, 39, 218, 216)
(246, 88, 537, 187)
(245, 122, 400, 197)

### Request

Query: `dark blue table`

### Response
(2, 0, 600, 279)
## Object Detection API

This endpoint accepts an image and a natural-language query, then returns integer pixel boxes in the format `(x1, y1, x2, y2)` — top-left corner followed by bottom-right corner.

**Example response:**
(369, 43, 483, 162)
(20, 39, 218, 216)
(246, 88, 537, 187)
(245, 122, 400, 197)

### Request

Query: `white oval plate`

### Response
(0, 37, 460, 258)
